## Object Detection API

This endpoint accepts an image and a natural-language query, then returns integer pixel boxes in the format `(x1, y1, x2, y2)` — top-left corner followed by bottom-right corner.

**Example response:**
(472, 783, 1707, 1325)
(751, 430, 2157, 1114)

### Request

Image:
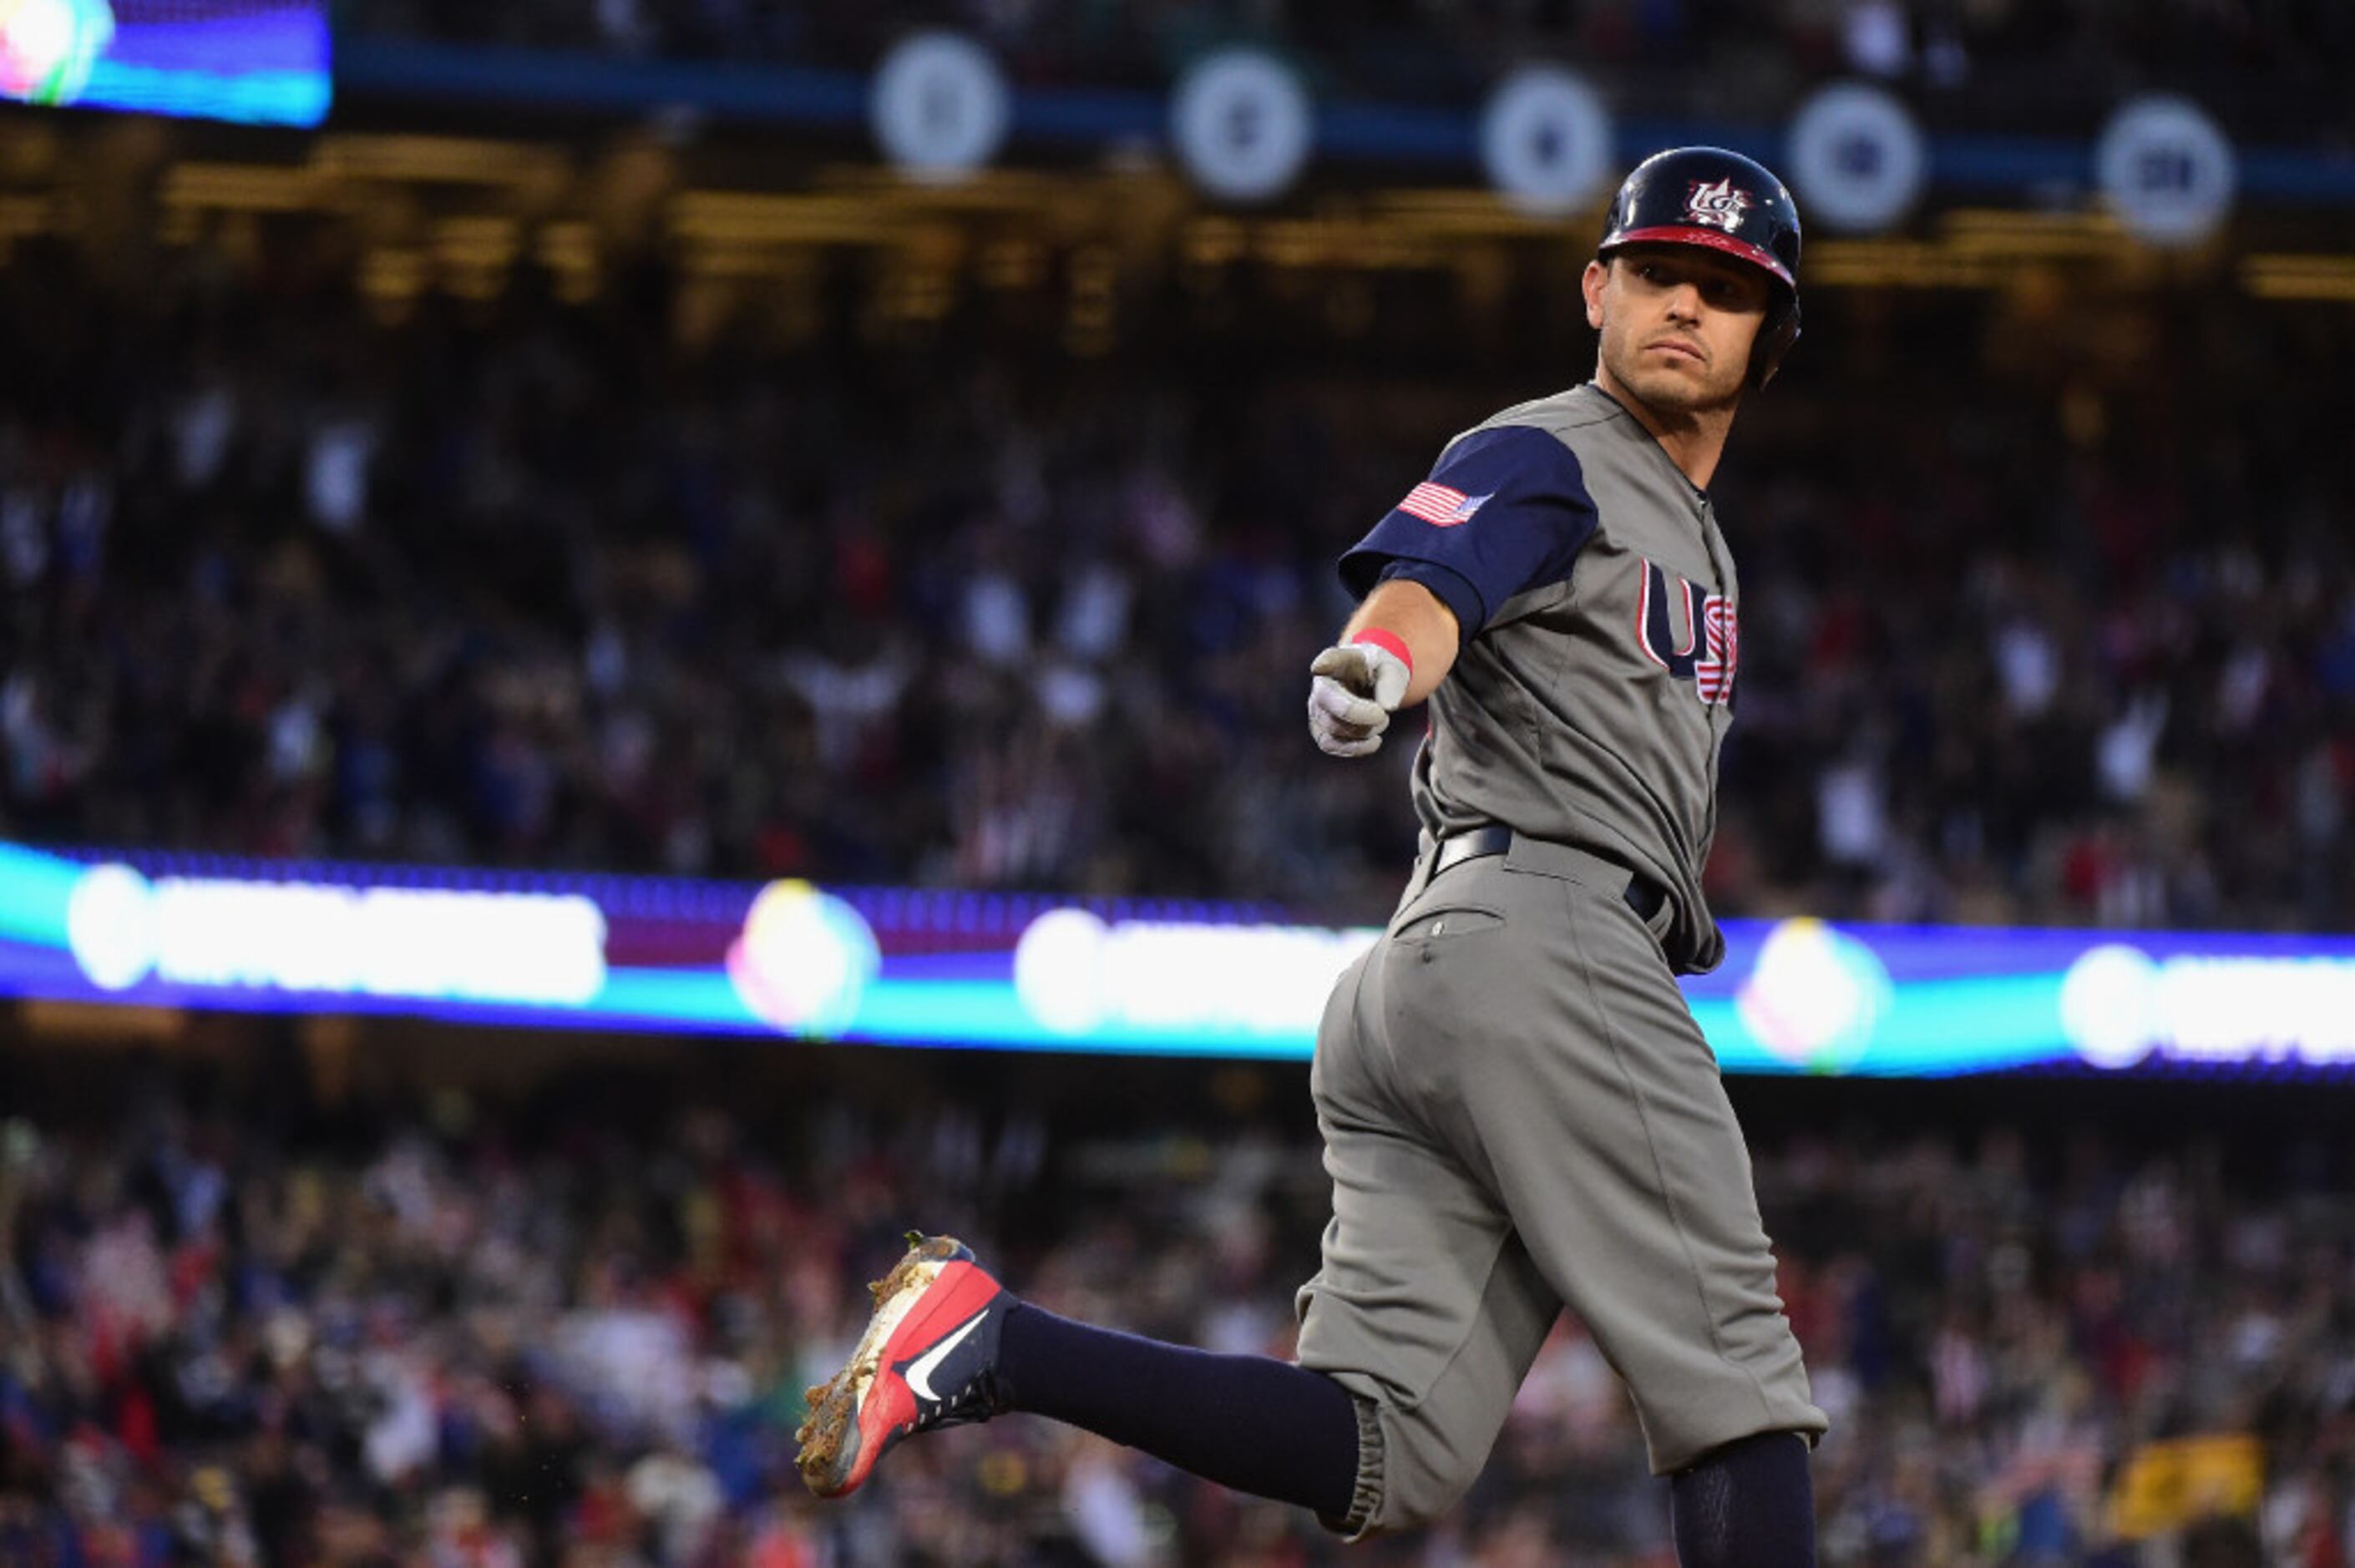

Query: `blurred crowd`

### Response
(335, 0, 2355, 130)
(3, 227, 2352, 932)
(3, 1063, 2345, 1564)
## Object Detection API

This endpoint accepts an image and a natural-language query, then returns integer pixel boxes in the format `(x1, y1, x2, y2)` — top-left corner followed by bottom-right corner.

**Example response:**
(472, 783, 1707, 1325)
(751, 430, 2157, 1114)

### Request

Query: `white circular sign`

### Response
(66, 862, 158, 992)
(1013, 908, 1112, 1034)
(1170, 49, 1314, 204)
(1479, 67, 1613, 216)
(2059, 943, 2162, 1070)
(2095, 94, 2236, 247)
(870, 31, 1011, 182)
(726, 881, 880, 1034)
(1786, 82, 1927, 234)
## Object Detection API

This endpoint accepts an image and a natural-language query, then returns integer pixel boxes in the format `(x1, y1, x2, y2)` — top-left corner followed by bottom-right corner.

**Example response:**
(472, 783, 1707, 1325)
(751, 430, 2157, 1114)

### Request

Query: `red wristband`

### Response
(1351, 628, 1413, 675)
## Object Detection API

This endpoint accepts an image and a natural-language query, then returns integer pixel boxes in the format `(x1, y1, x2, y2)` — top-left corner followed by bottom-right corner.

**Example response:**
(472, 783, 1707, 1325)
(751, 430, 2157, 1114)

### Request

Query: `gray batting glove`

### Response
(1308, 640, 1410, 757)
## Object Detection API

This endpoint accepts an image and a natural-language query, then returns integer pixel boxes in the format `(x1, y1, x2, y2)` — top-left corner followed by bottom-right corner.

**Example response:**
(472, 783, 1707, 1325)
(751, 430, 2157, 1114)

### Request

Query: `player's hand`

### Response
(1308, 640, 1410, 757)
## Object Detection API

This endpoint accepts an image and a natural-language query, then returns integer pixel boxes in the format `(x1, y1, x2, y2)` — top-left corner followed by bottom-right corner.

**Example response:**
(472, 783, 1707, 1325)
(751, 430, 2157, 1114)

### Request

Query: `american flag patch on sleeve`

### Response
(1396, 482, 1490, 527)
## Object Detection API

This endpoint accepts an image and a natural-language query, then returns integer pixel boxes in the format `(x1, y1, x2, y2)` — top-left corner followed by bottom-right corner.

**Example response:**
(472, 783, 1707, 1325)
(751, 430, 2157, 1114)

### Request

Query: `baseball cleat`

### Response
(795, 1232, 1012, 1498)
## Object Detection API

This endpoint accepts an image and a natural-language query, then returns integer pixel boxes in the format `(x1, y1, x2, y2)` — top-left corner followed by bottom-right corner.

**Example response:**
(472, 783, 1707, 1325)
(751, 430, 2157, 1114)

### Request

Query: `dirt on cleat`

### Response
(793, 1234, 972, 1496)
(796, 1397, 845, 1479)
(864, 1235, 962, 1309)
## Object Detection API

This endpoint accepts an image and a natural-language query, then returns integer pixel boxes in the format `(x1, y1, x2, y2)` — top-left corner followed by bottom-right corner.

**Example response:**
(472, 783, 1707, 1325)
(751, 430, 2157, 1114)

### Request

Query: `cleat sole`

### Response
(794, 1236, 968, 1496)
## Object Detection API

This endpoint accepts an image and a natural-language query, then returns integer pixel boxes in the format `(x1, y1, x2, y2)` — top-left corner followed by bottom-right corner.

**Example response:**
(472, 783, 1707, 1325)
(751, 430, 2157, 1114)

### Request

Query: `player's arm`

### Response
(1343, 578, 1460, 706)
(1309, 425, 1596, 759)
(1304, 579, 1461, 760)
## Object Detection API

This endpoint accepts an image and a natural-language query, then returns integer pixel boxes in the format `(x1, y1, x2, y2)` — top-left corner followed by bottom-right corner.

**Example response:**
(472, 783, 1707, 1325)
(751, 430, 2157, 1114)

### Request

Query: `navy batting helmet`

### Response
(1596, 146, 1803, 388)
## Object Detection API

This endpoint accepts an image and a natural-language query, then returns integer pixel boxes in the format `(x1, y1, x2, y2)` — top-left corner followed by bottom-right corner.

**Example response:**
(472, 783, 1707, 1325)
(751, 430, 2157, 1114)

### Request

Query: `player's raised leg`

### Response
(796, 1232, 1370, 1523)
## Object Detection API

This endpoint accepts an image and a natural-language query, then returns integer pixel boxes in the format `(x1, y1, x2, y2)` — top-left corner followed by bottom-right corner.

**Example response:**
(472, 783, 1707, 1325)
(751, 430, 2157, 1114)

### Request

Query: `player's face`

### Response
(1583, 246, 1770, 416)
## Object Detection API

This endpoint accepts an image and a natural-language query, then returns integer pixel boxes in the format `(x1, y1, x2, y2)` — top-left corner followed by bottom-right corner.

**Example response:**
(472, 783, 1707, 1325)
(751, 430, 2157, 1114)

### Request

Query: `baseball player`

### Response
(795, 147, 1827, 1565)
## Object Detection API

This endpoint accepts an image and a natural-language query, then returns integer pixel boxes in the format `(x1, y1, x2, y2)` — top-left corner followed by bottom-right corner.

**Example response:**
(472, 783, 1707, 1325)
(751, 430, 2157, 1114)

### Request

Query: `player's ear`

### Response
(1581, 259, 1608, 331)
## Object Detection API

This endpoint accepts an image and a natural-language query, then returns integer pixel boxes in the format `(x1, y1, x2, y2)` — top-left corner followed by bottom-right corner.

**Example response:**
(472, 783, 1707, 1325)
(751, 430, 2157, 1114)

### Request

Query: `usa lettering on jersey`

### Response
(1637, 559, 1737, 706)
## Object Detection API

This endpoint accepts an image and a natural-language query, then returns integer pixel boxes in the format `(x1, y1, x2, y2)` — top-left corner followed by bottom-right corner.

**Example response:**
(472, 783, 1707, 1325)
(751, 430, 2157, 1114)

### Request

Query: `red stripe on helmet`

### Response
(1604, 225, 1795, 291)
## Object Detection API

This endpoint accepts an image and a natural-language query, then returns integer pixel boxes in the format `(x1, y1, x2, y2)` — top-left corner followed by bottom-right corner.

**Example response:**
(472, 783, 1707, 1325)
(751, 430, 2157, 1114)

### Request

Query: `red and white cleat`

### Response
(795, 1233, 1012, 1499)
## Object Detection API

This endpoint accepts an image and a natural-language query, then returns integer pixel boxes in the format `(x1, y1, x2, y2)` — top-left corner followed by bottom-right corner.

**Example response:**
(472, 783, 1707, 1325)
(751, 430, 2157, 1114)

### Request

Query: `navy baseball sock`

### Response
(997, 1301, 1361, 1521)
(1670, 1431, 1816, 1567)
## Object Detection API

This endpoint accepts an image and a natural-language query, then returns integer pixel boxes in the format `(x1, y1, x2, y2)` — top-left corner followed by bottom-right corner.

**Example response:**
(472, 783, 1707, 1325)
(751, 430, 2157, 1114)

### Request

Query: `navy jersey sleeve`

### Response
(1339, 424, 1598, 642)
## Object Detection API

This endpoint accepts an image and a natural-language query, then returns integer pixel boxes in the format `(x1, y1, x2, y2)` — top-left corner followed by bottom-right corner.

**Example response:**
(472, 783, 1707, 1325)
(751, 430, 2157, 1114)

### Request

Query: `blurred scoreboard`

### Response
(0, 0, 328, 125)
(5, 840, 2354, 1078)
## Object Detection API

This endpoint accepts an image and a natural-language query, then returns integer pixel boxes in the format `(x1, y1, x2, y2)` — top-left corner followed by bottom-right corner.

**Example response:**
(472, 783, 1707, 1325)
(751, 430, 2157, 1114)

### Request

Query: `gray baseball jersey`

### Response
(1341, 381, 1739, 974)
(1294, 381, 1823, 1539)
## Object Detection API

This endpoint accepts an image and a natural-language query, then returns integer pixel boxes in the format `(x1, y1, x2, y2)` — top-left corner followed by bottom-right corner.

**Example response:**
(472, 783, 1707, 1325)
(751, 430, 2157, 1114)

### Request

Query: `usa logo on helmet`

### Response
(1683, 177, 1751, 232)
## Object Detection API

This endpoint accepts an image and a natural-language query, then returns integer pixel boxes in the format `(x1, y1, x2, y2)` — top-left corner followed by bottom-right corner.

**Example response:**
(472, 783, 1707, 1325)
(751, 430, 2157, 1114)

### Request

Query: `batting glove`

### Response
(1308, 639, 1411, 757)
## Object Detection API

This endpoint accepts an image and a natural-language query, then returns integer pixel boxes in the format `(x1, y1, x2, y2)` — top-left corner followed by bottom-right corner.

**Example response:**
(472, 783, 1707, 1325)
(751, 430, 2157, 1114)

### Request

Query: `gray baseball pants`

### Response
(1294, 832, 1827, 1537)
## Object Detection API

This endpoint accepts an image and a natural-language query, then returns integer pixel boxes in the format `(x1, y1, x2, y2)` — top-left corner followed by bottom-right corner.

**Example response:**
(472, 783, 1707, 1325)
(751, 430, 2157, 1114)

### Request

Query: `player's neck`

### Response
(1592, 365, 1735, 493)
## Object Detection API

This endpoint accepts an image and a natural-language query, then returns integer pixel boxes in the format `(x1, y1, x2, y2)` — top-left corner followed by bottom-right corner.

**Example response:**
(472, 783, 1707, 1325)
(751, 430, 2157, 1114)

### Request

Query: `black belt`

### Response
(1430, 824, 1668, 923)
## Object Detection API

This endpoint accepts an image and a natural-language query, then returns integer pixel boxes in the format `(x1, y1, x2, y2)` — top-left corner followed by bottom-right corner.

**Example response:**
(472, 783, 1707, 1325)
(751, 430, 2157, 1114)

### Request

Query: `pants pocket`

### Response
(1392, 903, 1505, 943)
